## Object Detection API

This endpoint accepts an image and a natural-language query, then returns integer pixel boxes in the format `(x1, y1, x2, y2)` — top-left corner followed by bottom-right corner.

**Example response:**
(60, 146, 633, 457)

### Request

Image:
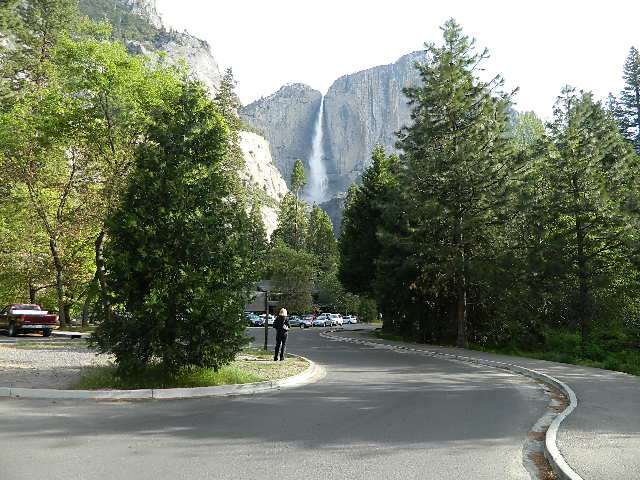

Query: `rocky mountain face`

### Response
(241, 84, 322, 185)
(238, 132, 289, 237)
(240, 51, 426, 229)
(79, 0, 289, 234)
(79, 0, 222, 93)
(323, 51, 425, 192)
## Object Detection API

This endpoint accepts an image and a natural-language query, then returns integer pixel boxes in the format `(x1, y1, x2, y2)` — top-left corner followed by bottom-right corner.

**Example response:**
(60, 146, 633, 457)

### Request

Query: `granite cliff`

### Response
(240, 51, 427, 229)
(323, 51, 426, 192)
(79, 0, 289, 233)
(79, 0, 222, 93)
(241, 84, 322, 185)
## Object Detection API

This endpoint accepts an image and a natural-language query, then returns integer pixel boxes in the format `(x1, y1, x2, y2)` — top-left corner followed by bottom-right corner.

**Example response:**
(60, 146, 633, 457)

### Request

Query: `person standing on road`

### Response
(273, 308, 290, 361)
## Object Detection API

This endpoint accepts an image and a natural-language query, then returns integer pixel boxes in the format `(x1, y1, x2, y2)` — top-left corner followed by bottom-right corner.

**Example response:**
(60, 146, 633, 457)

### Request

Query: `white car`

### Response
(313, 314, 331, 327)
(328, 313, 343, 326)
(343, 315, 358, 324)
(260, 314, 275, 325)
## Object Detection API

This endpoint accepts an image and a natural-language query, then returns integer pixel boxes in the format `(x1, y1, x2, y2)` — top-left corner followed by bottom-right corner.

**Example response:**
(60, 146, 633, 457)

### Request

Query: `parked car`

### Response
(342, 315, 358, 324)
(313, 314, 331, 327)
(245, 313, 264, 327)
(0, 304, 59, 337)
(260, 314, 275, 325)
(328, 313, 343, 326)
(289, 315, 310, 328)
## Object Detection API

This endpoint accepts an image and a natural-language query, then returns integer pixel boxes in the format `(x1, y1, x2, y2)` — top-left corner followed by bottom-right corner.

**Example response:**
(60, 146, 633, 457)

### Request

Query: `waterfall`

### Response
(305, 96, 328, 204)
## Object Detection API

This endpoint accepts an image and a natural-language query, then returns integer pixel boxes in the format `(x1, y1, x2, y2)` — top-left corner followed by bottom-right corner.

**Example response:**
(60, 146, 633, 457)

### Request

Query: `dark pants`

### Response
(274, 331, 288, 360)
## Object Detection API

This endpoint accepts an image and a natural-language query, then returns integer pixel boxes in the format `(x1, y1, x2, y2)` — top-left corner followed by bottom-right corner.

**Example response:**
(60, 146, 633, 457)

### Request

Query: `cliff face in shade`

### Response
(322, 51, 425, 193)
(240, 84, 322, 185)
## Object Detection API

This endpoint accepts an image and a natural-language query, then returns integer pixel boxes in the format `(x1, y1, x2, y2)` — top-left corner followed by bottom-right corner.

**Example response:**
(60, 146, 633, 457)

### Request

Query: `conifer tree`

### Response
(395, 19, 516, 347)
(306, 204, 337, 276)
(92, 81, 259, 374)
(613, 47, 640, 153)
(535, 88, 638, 342)
(339, 145, 396, 296)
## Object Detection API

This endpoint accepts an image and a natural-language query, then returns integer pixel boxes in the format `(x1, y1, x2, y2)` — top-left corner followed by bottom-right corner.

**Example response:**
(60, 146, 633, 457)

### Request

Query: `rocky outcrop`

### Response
(126, 32, 221, 94)
(240, 84, 321, 185)
(80, 0, 287, 234)
(238, 132, 289, 236)
(122, 0, 163, 28)
(322, 51, 426, 192)
(80, 0, 221, 93)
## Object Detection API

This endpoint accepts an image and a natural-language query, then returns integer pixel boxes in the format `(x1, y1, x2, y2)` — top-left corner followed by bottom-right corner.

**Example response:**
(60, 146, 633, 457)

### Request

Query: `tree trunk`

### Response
(455, 216, 467, 348)
(575, 211, 591, 344)
(573, 176, 591, 344)
(95, 229, 110, 320)
(49, 237, 66, 326)
(29, 282, 37, 304)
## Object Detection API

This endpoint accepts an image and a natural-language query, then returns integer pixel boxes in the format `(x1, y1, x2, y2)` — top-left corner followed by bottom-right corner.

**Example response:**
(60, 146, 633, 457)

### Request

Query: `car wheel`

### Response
(8, 323, 17, 337)
(42, 329, 51, 337)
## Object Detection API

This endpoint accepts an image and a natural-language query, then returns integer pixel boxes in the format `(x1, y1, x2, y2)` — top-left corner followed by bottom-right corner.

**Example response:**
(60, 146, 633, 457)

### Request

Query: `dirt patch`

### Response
(528, 453, 558, 480)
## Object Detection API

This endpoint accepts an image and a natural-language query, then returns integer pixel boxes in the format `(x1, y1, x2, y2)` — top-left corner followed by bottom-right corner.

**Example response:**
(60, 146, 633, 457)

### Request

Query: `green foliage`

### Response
(393, 18, 516, 346)
(339, 146, 396, 296)
(337, 20, 640, 367)
(291, 159, 306, 194)
(271, 192, 308, 251)
(611, 47, 640, 153)
(91, 81, 260, 375)
(306, 205, 338, 276)
(356, 296, 378, 323)
(266, 238, 315, 314)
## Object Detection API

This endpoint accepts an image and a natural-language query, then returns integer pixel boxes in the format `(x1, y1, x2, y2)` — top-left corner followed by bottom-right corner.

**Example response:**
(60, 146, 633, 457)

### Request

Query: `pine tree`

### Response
(339, 145, 396, 296)
(271, 192, 308, 251)
(395, 19, 516, 347)
(614, 47, 640, 153)
(92, 81, 260, 374)
(291, 159, 306, 198)
(535, 88, 638, 342)
(306, 204, 337, 276)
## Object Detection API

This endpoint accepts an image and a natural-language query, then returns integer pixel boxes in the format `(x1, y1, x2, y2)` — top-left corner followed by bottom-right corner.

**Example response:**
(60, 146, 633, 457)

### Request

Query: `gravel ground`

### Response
(0, 343, 112, 389)
(0, 343, 308, 390)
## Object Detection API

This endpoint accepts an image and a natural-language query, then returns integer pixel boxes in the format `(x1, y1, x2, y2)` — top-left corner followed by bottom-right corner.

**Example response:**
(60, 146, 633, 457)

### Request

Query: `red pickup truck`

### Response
(0, 304, 59, 337)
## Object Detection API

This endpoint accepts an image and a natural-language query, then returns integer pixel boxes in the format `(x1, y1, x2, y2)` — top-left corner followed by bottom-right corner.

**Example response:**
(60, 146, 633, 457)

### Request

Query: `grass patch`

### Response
(69, 348, 308, 390)
(374, 330, 639, 376)
(467, 344, 640, 376)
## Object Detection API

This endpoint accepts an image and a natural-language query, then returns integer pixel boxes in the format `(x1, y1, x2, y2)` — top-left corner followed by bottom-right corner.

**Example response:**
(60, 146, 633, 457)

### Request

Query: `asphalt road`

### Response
(0, 327, 549, 480)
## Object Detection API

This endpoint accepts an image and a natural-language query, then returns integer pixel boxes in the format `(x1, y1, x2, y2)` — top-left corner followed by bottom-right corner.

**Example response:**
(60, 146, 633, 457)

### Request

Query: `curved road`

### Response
(0, 327, 549, 479)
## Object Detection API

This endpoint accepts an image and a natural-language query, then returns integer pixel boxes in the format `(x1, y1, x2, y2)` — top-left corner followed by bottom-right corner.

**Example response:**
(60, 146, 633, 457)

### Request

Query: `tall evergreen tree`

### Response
(535, 88, 638, 342)
(92, 81, 259, 374)
(613, 47, 640, 153)
(271, 192, 308, 251)
(339, 145, 396, 296)
(306, 204, 337, 276)
(395, 19, 516, 347)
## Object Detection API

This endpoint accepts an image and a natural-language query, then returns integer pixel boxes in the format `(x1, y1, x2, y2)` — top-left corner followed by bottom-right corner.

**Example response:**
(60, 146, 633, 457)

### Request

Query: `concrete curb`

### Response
(0, 354, 323, 401)
(321, 330, 583, 480)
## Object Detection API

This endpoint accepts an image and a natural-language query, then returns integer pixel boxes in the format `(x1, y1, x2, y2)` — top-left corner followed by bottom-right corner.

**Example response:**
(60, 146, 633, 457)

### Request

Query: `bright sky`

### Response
(155, 0, 639, 120)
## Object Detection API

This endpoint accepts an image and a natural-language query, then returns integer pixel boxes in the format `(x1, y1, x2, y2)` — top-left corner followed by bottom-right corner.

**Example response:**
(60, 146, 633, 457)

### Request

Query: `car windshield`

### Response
(12, 305, 40, 311)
